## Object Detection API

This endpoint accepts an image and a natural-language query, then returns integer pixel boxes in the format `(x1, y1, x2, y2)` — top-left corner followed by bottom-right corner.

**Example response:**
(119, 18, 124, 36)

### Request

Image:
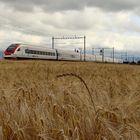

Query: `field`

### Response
(0, 60, 140, 140)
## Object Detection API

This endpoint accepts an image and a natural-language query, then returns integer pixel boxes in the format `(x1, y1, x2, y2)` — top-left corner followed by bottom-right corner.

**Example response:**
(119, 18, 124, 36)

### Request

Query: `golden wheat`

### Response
(0, 60, 140, 140)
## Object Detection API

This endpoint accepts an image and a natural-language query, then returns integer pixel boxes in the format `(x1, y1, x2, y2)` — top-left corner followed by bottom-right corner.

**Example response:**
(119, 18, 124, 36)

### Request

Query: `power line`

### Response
(52, 36, 86, 61)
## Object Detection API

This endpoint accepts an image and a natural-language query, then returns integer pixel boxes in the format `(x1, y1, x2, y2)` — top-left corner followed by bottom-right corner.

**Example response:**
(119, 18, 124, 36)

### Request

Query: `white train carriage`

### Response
(114, 58, 123, 63)
(4, 44, 57, 60)
(57, 49, 80, 61)
(4, 43, 123, 63)
(4, 43, 81, 61)
(22, 47, 57, 60)
(104, 57, 113, 63)
(83, 54, 95, 61)
(94, 55, 103, 62)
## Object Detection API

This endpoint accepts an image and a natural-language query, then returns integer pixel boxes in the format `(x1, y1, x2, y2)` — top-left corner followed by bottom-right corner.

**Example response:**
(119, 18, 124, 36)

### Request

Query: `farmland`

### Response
(0, 60, 140, 140)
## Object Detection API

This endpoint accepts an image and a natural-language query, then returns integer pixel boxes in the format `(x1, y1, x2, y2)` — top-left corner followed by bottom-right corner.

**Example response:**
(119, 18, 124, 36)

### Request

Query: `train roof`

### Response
(17, 44, 54, 51)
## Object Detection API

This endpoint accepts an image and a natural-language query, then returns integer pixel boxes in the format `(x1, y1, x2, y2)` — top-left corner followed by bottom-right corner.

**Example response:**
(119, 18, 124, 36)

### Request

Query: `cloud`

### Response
(0, 0, 140, 54)
(87, 0, 140, 12)
(0, 0, 140, 12)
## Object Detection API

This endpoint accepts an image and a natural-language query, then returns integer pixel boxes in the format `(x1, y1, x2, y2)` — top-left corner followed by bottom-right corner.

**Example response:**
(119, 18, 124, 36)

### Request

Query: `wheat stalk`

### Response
(57, 73, 97, 113)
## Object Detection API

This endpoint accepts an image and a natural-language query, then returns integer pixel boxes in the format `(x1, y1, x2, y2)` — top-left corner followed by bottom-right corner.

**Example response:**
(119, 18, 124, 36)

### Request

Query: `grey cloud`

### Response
(87, 0, 140, 12)
(0, 0, 85, 12)
(0, 0, 140, 12)
(1, 1, 140, 52)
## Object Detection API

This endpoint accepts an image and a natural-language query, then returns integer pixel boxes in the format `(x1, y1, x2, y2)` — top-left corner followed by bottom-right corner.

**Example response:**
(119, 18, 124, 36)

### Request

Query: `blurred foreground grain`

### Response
(0, 60, 140, 140)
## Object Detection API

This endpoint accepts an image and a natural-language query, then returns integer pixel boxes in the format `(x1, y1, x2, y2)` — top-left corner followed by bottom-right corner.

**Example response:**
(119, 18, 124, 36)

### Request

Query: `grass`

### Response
(0, 60, 140, 140)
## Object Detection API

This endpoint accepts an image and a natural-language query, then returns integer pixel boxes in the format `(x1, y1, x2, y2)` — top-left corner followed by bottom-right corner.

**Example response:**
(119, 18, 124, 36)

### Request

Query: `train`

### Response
(4, 43, 123, 63)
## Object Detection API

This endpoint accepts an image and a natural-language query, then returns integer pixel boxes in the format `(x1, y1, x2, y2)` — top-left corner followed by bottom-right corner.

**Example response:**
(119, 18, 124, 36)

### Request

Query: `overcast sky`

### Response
(0, 0, 140, 54)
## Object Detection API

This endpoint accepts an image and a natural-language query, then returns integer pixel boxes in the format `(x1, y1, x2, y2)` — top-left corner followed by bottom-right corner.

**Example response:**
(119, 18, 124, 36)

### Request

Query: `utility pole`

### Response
(100, 48, 104, 62)
(125, 51, 128, 61)
(52, 35, 86, 61)
(94, 47, 114, 63)
(52, 37, 54, 49)
(102, 48, 104, 62)
(112, 47, 114, 63)
(84, 36, 86, 61)
(78, 48, 82, 61)
(92, 48, 94, 55)
(133, 56, 135, 62)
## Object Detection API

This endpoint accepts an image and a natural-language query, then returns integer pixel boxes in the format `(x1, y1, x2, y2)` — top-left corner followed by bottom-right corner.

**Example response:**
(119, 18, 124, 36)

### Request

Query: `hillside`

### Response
(0, 60, 140, 140)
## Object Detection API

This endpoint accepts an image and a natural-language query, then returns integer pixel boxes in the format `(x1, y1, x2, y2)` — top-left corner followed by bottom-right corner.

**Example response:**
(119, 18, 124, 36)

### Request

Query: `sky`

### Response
(0, 0, 140, 55)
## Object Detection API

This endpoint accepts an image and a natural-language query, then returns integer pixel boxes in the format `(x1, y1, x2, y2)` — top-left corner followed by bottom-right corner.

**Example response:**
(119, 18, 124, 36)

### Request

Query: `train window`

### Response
(25, 49, 30, 53)
(6, 44, 18, 52)
(17, 48, 20, 51)
(25, 50, 55, 56)
(28, 50, 31, 54)
(32, 51, 35, 54)
(30, 50, 33, 54)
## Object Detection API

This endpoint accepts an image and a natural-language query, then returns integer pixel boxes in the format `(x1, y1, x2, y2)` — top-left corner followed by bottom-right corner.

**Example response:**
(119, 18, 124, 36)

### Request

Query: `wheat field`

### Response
(0, 60, 140, 140)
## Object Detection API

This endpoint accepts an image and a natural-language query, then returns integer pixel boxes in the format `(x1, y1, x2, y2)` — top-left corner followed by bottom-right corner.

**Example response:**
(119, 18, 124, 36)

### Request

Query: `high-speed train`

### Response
(4, 43, 123, 63)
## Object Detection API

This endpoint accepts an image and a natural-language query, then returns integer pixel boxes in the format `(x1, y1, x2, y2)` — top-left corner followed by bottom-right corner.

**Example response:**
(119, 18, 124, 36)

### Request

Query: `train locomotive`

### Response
(4, 43, 123, 63)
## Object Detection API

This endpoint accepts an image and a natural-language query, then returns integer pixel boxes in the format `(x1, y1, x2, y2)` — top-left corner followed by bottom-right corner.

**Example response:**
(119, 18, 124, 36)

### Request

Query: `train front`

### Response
(4, 44, 20, 59)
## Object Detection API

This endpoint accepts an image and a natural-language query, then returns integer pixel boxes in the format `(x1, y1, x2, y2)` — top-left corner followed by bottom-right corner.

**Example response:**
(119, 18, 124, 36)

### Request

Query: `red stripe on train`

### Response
(4, 44, 20, 55)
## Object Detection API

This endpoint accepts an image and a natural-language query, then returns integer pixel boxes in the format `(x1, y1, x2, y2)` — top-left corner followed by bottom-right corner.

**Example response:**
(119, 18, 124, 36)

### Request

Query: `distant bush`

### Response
(123, 61, 129, 64)
(137, 60, 140, 64)
(130, 61, 136, 65)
